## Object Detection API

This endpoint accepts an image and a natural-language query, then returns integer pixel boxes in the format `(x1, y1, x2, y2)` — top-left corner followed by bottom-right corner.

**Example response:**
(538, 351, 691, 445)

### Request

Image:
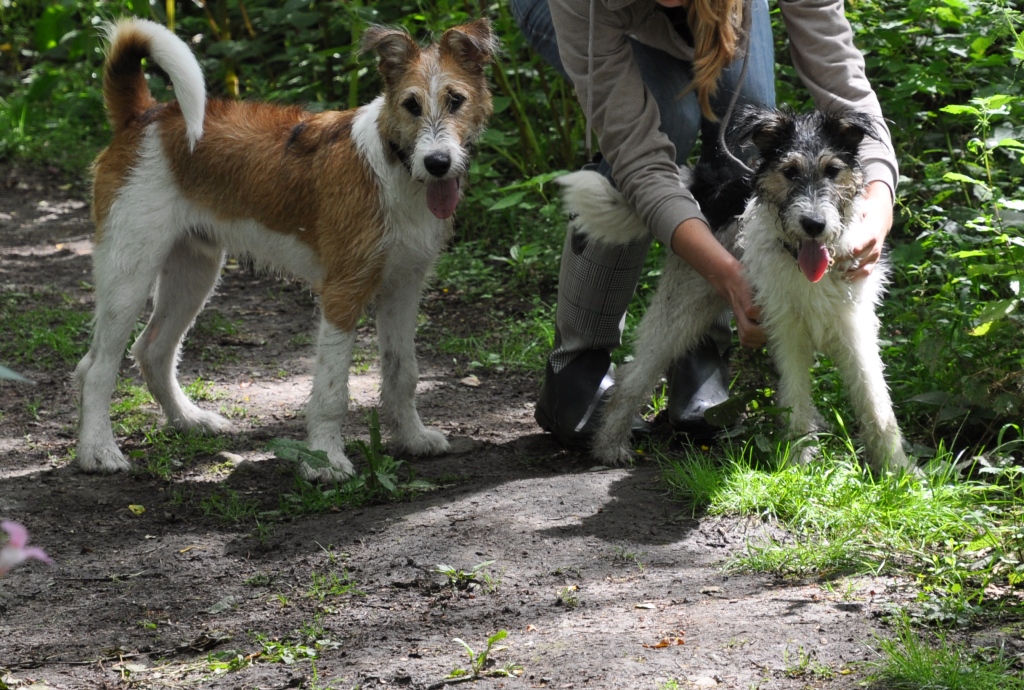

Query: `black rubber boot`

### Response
(666, 336, 734, 438)
(535, 350, 648, 449)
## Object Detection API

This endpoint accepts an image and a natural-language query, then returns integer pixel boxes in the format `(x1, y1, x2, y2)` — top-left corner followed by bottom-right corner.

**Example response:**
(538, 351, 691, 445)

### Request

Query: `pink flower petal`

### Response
(21, 547, 52, 565)
(2, 520, 29, 548)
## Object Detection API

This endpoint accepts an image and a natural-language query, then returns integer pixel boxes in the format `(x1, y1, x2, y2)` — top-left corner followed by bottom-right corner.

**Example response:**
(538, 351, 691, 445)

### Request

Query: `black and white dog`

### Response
(558, 107, 911, 474)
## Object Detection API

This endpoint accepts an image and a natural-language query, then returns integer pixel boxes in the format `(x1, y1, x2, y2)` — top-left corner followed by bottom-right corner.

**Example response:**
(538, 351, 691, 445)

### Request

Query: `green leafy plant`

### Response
(306, 569, 361, 601)
(449, 630, 519, 679)
(868, 613, 1024, 690)
(435, 560, 496, 591)
(556, 585, 581, 609)
(199, 488, 260, 524)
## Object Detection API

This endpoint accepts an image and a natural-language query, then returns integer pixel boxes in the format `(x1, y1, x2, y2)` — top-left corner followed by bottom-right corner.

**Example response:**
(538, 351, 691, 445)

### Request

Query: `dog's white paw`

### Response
(298, 458, 355, 484)
(76, 444, 132, 473)
(394, 428, 450, 457)
(299, 445, 355, 483)
(868, 444, 922, 478)
(170, 408, 233, 434)
(793, 443, 821, 466)
(592, 443, 633, 468)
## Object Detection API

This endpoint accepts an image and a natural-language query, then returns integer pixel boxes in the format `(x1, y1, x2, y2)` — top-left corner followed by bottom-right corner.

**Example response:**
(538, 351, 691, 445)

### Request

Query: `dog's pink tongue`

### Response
(426, 178, 460, 220)
(798, 240, 831, 283)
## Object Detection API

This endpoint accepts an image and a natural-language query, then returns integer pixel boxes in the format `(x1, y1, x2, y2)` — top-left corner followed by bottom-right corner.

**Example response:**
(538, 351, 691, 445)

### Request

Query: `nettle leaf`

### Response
(973, 94, 1016, 112)
(909, 391, 956, 406)
(0, 364, 30, 382)
(488, 191, 526, 211)
(969, 36, 994, 60)
(969, 300, 1017, 336)
(374, 469, 397, 493)
(943, 171, 985, 186)
(940, 104, 979, 116)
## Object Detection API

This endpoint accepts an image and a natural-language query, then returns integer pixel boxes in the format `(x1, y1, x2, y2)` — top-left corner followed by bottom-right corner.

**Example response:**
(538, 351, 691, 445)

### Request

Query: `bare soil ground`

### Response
(0, 165, 909, 689)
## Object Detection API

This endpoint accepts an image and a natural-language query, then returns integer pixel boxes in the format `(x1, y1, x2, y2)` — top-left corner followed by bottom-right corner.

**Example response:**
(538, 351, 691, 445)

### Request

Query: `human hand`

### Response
(842, 181, 894, 281)
(670, 218, 766, 349)
(727, 272, 766, 349)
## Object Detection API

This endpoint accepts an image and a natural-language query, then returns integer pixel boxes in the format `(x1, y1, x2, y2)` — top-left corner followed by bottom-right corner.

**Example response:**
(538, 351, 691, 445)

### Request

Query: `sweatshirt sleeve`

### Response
(549, 0, 706, 245)
(780, 0, 899, 194)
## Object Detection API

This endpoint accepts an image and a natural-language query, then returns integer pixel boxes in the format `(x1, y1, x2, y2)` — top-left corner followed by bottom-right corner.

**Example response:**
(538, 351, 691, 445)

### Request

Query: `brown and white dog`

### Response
(75, 18, 496, 481)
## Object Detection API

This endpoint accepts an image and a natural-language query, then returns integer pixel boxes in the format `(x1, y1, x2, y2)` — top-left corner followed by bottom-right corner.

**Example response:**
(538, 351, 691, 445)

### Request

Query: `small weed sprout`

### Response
(252, 519, 274, 544)
(244, 572, 274, 587)
(611, 545, 646, 572)
(479, 566, 504, 594)
(307, 569, 361, 601)
(199, 489, 260, 524)
(449, 629, 520, 679)
(435, 560, 496, 591)
(782, 646, 834, 680)
(556, 585, 581, 608)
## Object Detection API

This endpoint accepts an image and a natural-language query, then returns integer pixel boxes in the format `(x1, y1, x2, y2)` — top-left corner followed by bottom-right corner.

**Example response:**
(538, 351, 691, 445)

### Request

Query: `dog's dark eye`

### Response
(824, 163, 842, 179)
(447, 92, 466, 113)
(402, 96, 422, 117)
(782, 166, 800, 181)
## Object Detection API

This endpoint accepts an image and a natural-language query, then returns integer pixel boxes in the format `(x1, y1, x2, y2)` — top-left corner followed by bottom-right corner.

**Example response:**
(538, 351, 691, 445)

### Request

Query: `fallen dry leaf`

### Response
(643, 636, 685, 648)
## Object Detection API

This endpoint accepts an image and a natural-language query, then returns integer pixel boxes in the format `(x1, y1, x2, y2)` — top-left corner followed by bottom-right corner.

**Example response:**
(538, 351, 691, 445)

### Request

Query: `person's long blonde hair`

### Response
(686, 0, 746, 121)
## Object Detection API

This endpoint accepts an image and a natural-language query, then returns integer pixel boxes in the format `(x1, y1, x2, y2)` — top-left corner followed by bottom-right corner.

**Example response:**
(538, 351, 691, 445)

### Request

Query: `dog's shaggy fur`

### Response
(559, 107, 911, 474)
(75, 18, 496, 481)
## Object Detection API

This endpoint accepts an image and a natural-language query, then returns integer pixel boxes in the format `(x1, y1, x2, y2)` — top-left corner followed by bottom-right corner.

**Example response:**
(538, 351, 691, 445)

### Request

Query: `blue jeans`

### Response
(511, 0, 777, 370)
(511, 0, 776, 171)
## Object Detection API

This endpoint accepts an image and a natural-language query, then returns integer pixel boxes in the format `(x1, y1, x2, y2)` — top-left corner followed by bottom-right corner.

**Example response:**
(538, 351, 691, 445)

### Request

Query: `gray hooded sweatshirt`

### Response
(548, 0, 898, 246)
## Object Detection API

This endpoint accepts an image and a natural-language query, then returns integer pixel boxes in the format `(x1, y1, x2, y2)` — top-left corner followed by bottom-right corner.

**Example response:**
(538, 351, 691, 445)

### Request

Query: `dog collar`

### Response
(779, 238, 800, 261)
(388, 140, 412, 173)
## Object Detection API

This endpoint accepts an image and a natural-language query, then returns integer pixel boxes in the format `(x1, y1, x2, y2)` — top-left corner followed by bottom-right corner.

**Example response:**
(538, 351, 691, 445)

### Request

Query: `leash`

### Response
(716, 0, 756, 177)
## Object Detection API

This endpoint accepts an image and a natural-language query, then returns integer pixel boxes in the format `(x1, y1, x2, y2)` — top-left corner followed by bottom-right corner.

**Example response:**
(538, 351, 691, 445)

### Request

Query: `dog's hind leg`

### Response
(592, 257, 723, 467)
(131, 234, 232, 434)
(374, 263, 450, 458)
(75, 227, 170, 473)
(829, 308, 909, 474)
(305, 318, 358, 481)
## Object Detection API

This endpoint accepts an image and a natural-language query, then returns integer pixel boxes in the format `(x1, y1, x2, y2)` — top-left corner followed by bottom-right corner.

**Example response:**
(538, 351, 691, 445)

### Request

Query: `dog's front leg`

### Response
(829, 309, 910, 474)
(593, 257, 722, 466)
(305, 319, 358, 481)
(770, 319, 824, 465)
(374, 268, 449, 457)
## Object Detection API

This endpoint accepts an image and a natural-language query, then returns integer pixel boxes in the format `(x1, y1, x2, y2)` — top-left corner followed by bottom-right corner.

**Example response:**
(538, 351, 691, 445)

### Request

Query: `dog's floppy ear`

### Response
(440, 19, 498, 75)
(361, 25, 420, 85)
(821, 109, 880, 156)
(730, 106, 795, 159)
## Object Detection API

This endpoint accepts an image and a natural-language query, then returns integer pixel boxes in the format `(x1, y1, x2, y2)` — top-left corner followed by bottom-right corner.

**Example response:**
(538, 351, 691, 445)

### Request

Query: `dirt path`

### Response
(0, 166, 896, 689)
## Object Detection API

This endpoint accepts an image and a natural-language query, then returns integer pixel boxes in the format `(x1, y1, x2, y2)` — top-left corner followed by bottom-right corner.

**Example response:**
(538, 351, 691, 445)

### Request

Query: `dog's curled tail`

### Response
(556, 170, 648, 245)
(102, 19, 206, 150)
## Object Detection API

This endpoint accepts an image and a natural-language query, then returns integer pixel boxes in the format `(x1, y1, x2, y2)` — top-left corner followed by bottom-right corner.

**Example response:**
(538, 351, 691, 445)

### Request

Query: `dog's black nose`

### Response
(424, 152, 451, 177)
(800, 216, 826, 237)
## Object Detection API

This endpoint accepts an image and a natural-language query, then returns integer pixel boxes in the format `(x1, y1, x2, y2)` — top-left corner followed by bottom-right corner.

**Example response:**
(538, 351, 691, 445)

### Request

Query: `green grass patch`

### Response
(867, 614, 1024, 690)
(657, 434, 1024, 622)
(432, 298, 554, 374)
(200, 488, 261, 524)
(128, 427, 231, 479)
(0, 291, 91, 369)
(306, 568, 362, 601)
